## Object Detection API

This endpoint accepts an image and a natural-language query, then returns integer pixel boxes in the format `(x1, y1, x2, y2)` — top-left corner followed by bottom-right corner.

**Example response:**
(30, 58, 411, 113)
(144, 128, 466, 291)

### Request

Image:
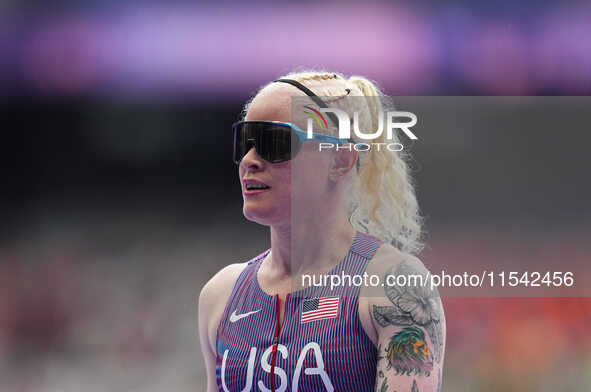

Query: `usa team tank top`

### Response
(216, 231, 384, 392)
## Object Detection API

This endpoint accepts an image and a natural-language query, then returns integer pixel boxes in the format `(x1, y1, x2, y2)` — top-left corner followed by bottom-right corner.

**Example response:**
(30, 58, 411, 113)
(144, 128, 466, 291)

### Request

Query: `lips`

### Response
(242, 179, 271, 195)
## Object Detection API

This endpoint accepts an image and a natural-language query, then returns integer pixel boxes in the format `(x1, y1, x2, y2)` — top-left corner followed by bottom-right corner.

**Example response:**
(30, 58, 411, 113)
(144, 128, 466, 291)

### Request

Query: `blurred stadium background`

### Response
(1, 1, 591, 391)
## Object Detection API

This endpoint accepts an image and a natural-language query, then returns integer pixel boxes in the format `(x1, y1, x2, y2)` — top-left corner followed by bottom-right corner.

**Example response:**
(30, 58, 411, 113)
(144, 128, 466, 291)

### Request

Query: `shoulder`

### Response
(200, 249, 270, 316)
(200, 262, 249, 303)
(363, 241, 446, 333)
(359, 243, 440, 333)
(199, 261, 249, 321)
(365, 241, 430, 283)
(198, 261, 250, 355)
(369, 243, 446, 353)
(365, 242, 441, 315)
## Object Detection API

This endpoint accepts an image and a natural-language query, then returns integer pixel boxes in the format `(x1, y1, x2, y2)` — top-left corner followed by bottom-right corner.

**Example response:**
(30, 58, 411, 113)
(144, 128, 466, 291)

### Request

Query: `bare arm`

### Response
(370, 257, 446, 392)
(198, 263, 248, 392)
(198, 284, 219, 392)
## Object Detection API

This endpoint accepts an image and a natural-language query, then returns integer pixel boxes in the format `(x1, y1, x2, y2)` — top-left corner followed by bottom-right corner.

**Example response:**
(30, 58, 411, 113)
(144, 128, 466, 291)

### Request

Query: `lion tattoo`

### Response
(386, 327, 434, 376)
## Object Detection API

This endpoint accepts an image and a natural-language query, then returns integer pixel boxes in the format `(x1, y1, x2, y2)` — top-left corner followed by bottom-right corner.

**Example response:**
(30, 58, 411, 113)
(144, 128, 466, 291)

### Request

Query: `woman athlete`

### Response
(199, 70, 445, 392)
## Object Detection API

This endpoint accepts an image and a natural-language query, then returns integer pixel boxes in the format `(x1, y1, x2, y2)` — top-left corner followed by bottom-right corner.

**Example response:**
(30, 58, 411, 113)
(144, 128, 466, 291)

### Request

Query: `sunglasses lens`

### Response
(259, 123, 293, 163)
(233, 122, 301, 164)
(233, 123, 254, 164)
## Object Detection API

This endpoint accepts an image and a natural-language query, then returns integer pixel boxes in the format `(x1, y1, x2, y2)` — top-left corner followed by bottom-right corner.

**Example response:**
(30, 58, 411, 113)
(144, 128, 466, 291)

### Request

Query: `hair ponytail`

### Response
(345, 75, 423, 254)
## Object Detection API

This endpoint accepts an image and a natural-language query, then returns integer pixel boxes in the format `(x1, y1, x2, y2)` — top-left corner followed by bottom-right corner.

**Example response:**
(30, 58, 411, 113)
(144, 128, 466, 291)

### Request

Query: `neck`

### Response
(267, 202, 356, 277)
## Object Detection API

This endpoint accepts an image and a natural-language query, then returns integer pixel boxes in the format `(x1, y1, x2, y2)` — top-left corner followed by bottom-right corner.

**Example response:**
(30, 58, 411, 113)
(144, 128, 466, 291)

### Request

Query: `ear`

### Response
(329, 144, 359, 181)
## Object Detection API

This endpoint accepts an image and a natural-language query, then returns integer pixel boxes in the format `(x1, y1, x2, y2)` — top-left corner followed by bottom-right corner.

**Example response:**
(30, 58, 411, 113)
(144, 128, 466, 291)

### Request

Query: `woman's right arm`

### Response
(198, 263, 248, 392)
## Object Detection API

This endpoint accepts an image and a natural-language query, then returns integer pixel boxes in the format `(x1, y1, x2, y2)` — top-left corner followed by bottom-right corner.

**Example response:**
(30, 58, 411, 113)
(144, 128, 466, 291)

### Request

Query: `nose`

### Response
(240, 145, 264, 170)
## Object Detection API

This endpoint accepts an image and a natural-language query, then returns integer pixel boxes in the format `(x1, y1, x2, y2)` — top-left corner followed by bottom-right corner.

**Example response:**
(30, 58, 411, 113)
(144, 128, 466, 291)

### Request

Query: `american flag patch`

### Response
(301, 297, 339, 323)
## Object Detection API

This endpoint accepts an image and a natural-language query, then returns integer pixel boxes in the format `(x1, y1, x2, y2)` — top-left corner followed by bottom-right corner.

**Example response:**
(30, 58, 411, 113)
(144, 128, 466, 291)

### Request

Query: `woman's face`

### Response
(239, 85, 333, 227)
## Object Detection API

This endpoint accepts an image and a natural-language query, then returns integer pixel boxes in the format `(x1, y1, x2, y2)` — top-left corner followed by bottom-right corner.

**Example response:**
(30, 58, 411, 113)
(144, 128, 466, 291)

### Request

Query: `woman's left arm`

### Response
(368, 256, 446, 392)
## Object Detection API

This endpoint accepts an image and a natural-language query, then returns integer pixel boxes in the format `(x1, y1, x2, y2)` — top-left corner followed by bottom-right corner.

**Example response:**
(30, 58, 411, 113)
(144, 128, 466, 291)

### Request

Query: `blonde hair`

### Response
(243, 69, 424, 255)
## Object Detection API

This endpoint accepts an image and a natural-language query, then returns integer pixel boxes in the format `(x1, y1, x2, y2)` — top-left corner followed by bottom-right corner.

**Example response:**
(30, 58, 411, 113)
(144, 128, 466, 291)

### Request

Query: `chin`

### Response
(243, 203, 289, 226)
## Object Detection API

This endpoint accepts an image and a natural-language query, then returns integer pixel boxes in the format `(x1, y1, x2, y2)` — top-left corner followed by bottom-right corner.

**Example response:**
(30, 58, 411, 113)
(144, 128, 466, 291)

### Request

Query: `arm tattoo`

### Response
(385, 327, 433, 376)
(411, 379, 419, 392)
(373, 261, 445, 365)
(378, 376, 388, 392)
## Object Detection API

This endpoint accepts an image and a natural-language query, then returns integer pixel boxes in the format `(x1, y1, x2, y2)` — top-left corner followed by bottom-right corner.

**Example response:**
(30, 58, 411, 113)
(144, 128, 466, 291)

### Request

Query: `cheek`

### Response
(272, 163, 292, 189)
(291, 145, 330, 187)
(291, 168, 327, 207)
(275, 174, 292, 202)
